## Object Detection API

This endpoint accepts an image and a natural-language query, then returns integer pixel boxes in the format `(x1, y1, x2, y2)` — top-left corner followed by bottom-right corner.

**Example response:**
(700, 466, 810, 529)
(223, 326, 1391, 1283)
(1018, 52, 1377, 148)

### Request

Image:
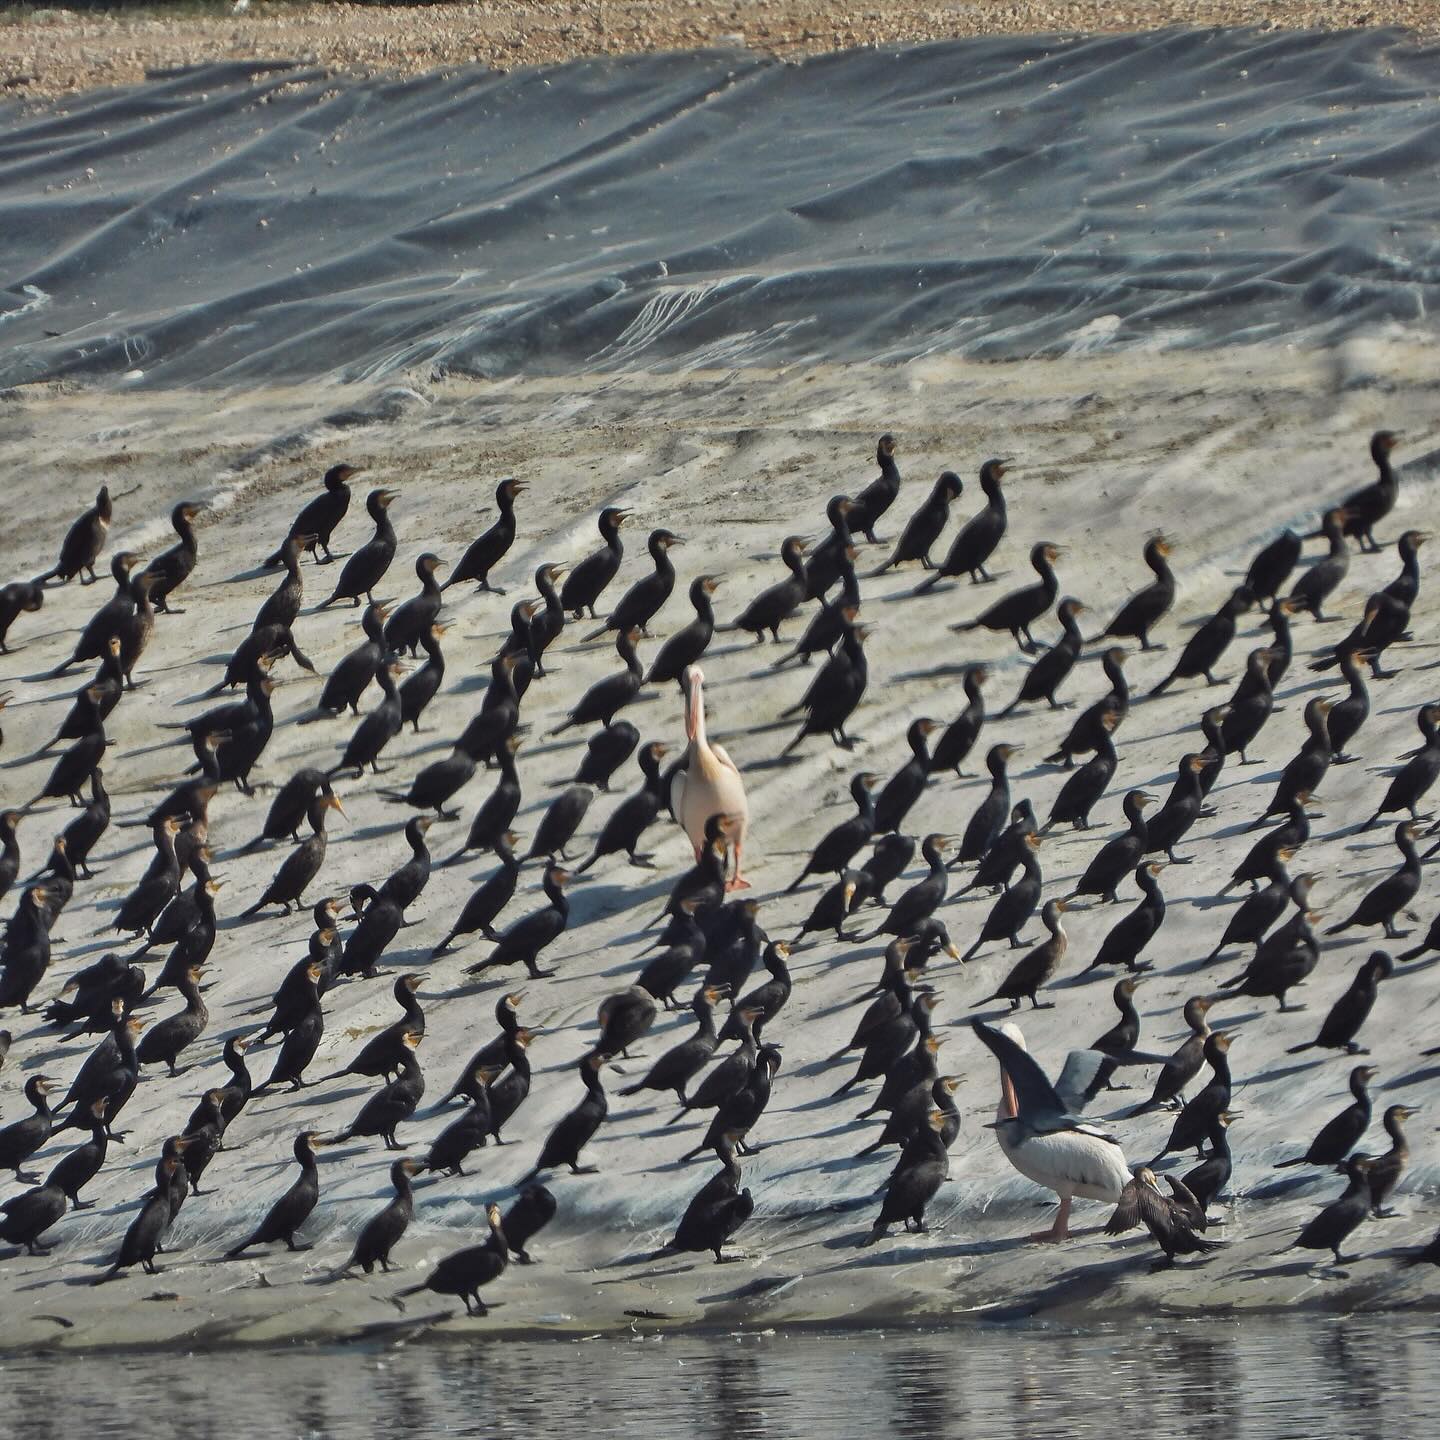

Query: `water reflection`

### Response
(0, 1318, 1431, 1440)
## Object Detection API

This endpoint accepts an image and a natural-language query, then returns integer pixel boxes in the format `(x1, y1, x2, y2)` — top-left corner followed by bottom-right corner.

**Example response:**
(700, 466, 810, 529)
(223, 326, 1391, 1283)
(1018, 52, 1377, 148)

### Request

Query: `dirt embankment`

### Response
(2, 1, 1437, 100)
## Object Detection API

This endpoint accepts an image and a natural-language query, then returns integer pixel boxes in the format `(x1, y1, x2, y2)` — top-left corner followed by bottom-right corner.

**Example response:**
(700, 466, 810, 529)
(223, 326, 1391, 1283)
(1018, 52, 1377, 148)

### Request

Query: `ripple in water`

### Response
(0, 1318, 1429, 1438)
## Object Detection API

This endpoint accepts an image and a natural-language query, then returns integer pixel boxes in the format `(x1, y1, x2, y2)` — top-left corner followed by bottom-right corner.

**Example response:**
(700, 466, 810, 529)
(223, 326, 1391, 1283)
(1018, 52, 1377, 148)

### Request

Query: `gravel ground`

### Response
(1, 1, 1437, 101)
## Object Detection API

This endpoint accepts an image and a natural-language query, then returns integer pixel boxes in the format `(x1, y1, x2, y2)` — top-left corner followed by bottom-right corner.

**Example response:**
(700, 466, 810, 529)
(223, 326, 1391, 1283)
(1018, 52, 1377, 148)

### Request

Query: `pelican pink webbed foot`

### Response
(1030, 1197, 1073, 1243)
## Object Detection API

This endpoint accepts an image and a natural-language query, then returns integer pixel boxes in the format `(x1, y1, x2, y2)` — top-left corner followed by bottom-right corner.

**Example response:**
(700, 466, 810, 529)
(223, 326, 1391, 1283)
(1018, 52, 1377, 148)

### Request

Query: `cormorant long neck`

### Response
(695, 996, 719, 1042)
(913, 995, 938, 1040)
(47, 840, 75, 887)
(98, 643, 124, 687)
(1268, 601, 1292, 645)
(296, 1134, 320, 1176)
(179, 971, 205, 1014)
(226, 1042, 250, 1091)
(1139, 867, 1164, 906)
(192, 869, 217, 927)
(1396, 535, 1420, 588)
(108, 553, 134, 596)
(908, 722, 931, 765)
(1176, 757, 1204, 805)
(1372, 431, 1396, 474)
(619, 630, 642, 679)
(1124, 793, 1148, 839)
(1018, 846, 1042, 885)
(855, 781, 877, 825)
(1116, 985, 1139, 1032)
(1384, 1109, 1409, 1152)
(1339, 1167, 1368, 1202)
(1104, 653, 1129, 704)
(693, 581, 715, 626)
(981, 467, 1006, 512)
(716, 1138, 741, 1185)
(306, 796, 332, 836)
(544, 869, 569, 921)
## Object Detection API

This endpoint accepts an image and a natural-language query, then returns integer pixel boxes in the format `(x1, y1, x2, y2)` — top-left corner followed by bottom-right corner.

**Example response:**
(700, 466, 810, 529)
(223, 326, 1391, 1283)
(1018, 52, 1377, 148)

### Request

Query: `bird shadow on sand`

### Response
(788, 1086, 855, 1114)
(447, 670, 497, 698)
(1233, 1257, 1357, 1282)
(1050, 968, 1116, 992)
(588, 1253, 698, 1282)
(1188, 891, 1242, 915)
(811, 1231, 955, 1263)
(572, 875, 671, 921)
(694, 1272, 806, 1305)
(1384, 1061, 1440, 1090)
(1246, 1164, 1335, 1199)
(13, 1264, 128, 1293)
(1164, 951, 1236, 977)
(889, 661, 982, 686)
(1200, 1002, 1269, 1027)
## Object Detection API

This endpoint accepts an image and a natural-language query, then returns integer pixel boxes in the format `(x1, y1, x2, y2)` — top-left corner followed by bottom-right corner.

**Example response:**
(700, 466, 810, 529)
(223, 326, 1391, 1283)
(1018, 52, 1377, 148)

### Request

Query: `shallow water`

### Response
(0, 1318, 1429, 1439)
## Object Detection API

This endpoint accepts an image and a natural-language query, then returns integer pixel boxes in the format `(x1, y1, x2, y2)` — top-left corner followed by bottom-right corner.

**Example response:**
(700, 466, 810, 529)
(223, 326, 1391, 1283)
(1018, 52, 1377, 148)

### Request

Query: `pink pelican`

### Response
(672, 665, 749, 889)
(975, 1017, 1130, 1243)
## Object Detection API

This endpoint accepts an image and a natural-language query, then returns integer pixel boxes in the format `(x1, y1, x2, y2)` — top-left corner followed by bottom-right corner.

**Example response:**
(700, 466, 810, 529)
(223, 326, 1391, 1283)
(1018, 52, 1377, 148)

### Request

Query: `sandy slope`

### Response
(0, 338, 1437, 1349)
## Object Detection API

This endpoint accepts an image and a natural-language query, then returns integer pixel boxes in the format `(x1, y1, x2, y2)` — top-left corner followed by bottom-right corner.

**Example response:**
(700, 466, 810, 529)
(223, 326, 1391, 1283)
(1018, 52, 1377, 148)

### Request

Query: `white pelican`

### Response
(671, 665, 749, 889)
(975, 1017, 1130, 1243)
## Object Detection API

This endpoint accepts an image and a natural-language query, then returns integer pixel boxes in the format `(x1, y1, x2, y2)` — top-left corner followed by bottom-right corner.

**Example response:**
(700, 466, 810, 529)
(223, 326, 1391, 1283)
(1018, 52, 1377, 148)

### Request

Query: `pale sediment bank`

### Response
(0, 343, 1437, 1352)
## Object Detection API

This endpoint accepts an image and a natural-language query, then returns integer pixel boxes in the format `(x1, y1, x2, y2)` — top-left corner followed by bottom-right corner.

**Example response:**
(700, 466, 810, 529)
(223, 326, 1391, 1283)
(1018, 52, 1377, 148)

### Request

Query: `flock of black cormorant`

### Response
(0, 429, 1435, 1323)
